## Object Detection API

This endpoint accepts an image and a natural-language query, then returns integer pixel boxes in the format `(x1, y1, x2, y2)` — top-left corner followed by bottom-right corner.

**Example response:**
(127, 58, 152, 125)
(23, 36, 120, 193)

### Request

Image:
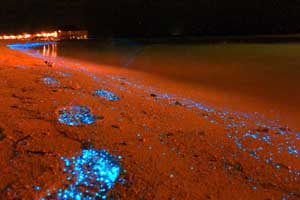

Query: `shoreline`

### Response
(35, 40, 300, 130)
(0, 42, 299, 199)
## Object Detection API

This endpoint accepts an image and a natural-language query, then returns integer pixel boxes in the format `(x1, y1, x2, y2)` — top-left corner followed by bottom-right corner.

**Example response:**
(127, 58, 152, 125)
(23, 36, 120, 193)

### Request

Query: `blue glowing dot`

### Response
(257, 147, 263, 151)
(33, 185, 41, 191)
(244, 133, 258, 139)
(42, 76, 60, 86)
(43, 149, 121, 200)
(274, 163, 281, 169)
(93, 89, 120, 101)
(58, 105, 98, 126)
(287, 146, 299, 155)
(119, 178, 126, 185)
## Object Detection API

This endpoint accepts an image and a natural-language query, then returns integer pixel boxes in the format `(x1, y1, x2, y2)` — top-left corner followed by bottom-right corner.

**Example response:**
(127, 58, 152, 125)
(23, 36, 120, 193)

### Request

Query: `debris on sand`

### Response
(111, 125, 120, 129)
(43, 149, 121, 200)
(0, 127, 6, 141)
(174, 101, 182, 106)
(44, 60, 54, 67)
(41, 76, 60, 86)
(93, 89, 120, 101)
(58, 105, 98, 126)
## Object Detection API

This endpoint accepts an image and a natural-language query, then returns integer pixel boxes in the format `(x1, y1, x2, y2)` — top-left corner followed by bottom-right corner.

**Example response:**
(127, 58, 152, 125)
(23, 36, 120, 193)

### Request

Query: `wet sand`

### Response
(0, 41, 300, 199)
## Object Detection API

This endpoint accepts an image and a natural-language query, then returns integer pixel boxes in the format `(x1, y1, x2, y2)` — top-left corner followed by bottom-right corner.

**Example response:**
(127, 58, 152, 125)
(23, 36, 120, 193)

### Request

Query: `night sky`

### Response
(0, 0, 299, 37)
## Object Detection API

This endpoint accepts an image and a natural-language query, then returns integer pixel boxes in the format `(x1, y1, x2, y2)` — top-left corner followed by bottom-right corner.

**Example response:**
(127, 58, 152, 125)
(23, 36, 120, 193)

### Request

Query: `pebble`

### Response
(0, 127, 6, 141)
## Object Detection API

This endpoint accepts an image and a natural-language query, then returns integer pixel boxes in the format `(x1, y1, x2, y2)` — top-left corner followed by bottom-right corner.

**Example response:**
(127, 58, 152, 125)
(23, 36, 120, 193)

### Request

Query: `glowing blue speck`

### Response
(42, 76, 60, 86)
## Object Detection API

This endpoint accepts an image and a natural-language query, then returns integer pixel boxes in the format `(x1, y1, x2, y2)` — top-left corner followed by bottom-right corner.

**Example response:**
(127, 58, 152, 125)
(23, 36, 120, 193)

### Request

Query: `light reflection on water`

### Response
(41, 43, 57, 58)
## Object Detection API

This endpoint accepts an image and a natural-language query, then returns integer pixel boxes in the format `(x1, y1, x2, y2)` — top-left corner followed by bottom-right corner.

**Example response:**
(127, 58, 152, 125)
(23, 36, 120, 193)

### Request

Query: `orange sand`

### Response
(0, 42, 299, 199)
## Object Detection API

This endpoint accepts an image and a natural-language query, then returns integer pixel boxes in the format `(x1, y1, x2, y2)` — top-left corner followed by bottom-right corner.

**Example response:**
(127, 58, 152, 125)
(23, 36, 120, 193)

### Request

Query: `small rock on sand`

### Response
(44, 60, 54, 67)
(0, 127, 6, 141)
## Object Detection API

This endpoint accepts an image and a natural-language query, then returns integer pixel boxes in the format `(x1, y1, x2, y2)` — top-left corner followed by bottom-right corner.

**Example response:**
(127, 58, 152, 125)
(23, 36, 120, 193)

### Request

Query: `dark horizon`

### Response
(0, 0, 300, 37)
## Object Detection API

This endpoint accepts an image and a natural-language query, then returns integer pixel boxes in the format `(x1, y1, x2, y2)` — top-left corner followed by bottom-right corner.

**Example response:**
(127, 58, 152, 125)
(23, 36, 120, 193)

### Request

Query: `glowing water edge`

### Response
(58, 106, 98, 126)
(40, 149, 121, 200)
(7, 41, 56, 50)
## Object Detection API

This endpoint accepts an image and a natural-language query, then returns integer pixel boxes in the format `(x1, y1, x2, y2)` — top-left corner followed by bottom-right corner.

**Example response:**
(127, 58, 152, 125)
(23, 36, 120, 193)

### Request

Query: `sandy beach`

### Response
(0, 41, 299, 199)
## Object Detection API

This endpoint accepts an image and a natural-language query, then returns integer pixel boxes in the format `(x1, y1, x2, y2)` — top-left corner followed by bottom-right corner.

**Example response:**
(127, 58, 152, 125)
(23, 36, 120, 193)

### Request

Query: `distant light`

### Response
(24, 33, 31, 39)
(0, 30, 87, 40)
(0, 31, 58, 40)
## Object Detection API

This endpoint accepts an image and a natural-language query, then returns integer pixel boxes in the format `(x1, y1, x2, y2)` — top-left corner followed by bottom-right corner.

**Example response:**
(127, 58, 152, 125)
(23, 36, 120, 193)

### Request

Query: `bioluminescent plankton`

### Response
(41, 149, 122, 200)
(42, 76, 60, 86)
(93, 89, 120, 101)
(58, 105, 98, 126)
